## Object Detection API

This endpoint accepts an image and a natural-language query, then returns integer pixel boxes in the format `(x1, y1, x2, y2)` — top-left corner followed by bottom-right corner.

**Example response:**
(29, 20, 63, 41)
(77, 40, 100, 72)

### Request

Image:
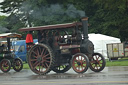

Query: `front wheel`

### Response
(0, 59, 11, 73)
(89, 53, 106, 72)
(13, 58, 23, 72)
(71, 53, 89, 73)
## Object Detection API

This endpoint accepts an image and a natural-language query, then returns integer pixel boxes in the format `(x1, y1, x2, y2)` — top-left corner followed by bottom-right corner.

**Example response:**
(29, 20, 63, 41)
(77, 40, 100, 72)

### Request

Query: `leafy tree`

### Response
(6, 14, 25, 32)
(1, 0, 128, 41)
(0, 16, 8, 27)
(0, 16, 9, 33)
(89, 0, 128, 41)
(0, 0, 85, 27)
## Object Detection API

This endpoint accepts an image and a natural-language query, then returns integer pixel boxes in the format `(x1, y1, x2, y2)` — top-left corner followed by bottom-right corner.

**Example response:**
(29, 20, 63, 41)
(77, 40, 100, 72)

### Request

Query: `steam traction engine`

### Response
(19, 17, 106, 75)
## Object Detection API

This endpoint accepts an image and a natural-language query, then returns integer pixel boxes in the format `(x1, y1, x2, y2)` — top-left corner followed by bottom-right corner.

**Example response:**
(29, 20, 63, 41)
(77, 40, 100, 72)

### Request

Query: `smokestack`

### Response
(81, 17, 88, 40)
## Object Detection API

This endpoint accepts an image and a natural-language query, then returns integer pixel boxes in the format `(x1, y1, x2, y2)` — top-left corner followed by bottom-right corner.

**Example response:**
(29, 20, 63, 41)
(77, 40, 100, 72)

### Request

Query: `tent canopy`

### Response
(89, 33, 120, 41)
(0, 33, 22, 38)
(88, 33, 121, 59)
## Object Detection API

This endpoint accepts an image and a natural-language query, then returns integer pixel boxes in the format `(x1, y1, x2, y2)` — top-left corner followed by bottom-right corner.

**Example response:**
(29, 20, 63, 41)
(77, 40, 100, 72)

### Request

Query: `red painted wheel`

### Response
(71, 53, 89, 73)
(89, 53, 106, 72)
(13, 58, 23, 72)
(28, 44, 55, 75)
(0, 59, 11, 73)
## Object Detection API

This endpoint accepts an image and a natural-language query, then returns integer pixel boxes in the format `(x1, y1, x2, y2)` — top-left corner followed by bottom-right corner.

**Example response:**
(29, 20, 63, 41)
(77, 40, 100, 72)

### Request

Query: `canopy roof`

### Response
(0, 33, 22, 38)
(19, 22, 82, 31)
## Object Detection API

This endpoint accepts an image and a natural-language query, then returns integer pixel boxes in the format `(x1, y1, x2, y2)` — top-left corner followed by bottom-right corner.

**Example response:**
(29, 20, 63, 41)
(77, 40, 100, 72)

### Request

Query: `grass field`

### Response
(23, 63, 30, 69)
(23, 59, 128, 69)
(106, 59, 128, 66)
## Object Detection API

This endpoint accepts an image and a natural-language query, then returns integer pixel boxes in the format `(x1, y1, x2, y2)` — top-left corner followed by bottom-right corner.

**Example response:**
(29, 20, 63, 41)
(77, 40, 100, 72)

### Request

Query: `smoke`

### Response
(31, 4, 86, 19)
(19, 2, 86, 25)
(66, 4, 85, 18)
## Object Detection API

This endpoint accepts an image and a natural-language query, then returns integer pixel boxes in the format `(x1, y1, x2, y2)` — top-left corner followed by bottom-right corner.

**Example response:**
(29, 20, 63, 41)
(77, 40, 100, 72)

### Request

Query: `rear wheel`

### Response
(0, 59, 11, 73)
(71, 53, 89, 73)
(28, 44, 55, 75)
(13, 58, 23, 72)
(52, 64, 71, 73)
(89, 53, 106, 72)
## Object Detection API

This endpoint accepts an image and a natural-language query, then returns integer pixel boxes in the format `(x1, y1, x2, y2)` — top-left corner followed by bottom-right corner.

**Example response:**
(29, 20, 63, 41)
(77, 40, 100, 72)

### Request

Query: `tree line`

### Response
(0, 0, 128, 41)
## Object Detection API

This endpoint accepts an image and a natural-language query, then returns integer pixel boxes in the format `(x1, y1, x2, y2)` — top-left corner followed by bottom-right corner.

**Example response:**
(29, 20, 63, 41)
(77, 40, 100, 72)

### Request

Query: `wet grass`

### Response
(23, 63, 30, 69)
(22, 58, 128, 69)
(106, 58, 128, 66)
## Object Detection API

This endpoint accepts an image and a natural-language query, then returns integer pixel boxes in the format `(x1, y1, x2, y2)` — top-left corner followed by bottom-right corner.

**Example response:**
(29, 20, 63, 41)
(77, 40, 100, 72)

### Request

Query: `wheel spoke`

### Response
(43, 49, 47, 56)
(31, 59, 37, 62)
(45, 57, 50, 59)
(75, 64, 79, 68)
(36, 48, 40, 56)
(38, 62, 41, 72)
(78, 66, 81, 71)
(43, 53, 50, 58)
(33, 61, 39, 68)
(45, 60, 50, 63)
(95, 64, 99, 69)
(41, 63, 46, 68)
(96, 55, 100, 61)
(32, 50, 38, 56)
(32, 55, 38, 58)
(41, 48, 45, 56)
(38, 47, 41, 54)
(82, 61, 86, 66)
(45, 62, 49, 68)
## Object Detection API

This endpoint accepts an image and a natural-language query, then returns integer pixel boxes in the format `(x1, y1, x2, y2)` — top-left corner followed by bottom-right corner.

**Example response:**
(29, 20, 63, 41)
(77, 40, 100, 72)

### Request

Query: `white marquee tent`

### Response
(88, 33, 121, 59)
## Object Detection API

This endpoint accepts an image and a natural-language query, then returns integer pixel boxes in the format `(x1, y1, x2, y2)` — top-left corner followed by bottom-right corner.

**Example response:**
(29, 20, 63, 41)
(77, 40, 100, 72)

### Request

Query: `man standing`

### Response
(26, 31, 34, 51)
(26, 31, 33, 45)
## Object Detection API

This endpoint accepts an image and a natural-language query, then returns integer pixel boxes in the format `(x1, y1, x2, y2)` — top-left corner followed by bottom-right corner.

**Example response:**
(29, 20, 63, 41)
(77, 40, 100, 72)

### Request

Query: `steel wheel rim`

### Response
(1, 60, 10, 72)
(90, 54, 104, 70)
(29, 45, 52, 74)
(72, 54, 87, 72)
(14, 59, 22, 70)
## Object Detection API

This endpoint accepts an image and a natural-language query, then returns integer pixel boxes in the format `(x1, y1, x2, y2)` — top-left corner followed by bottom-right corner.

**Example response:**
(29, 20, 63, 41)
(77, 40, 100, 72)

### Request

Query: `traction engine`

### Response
(19, 17, 106, 75)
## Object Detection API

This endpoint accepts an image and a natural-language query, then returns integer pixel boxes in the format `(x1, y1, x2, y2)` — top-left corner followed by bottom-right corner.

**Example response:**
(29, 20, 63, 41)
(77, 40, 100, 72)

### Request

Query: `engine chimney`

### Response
(81, 17, 88, 40)
(80, 17, 94, 56)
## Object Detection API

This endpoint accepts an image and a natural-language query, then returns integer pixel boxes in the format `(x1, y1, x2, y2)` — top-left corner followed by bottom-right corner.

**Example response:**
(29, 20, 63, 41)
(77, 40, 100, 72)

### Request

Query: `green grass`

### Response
(23, 63, 30, 69)
(23, 59, 128, 69)
(106, 59, 128, 66)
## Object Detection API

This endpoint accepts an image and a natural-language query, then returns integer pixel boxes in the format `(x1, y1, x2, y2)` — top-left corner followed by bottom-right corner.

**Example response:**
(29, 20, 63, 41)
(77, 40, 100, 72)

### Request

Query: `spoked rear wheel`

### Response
(0, 59, 11, 73)
(89, 53, 106, 72)
(13, 58, 23, 72)
(28, 44, 55, 75)
(71, 53, 89, 73)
